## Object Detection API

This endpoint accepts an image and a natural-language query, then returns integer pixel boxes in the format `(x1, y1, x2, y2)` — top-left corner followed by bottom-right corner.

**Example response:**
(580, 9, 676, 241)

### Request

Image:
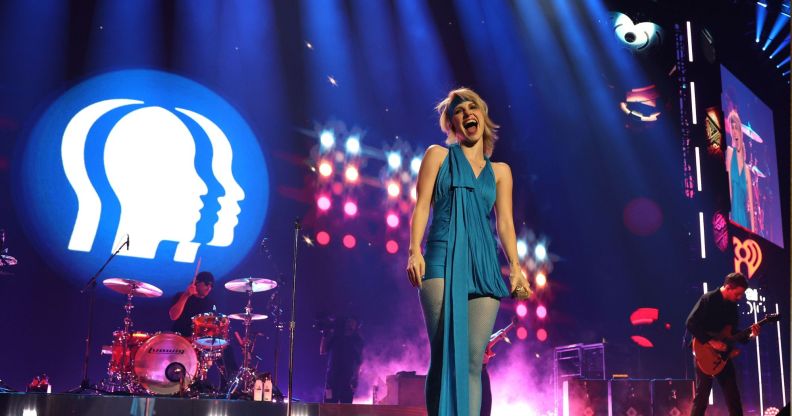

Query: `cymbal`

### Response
(224, 277, 277, 293)
(228, 312, 268, 321)
(103, 278, 163, 298)
(0, 255, 18, 266)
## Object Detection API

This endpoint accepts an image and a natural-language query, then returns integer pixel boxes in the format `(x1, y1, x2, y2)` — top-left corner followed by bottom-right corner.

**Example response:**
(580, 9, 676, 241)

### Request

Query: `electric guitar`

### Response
(692, 313, 779, 376)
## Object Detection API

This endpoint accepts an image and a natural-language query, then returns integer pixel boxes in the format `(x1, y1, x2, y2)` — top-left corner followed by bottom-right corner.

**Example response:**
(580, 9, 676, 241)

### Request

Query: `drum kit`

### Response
(98, 276, 278, 397)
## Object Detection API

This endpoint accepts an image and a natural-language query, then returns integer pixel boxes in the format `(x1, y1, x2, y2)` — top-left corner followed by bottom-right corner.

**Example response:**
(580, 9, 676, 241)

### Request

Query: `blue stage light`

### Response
(410, 157, 422, 175)
(756, 2, 768, 43)
(320, 130, 335, 150)
(387, 152, 402, 170)
(776, 56, 790, 68)
(769, 35, 790, 59)
(761, 10, 790, 51)
(534, 243, 547, 261)
(345, 135, 360, 154)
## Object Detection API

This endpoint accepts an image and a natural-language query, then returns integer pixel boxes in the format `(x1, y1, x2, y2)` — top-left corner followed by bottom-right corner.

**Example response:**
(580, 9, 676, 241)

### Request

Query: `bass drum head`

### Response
(133, 332, 197, 395)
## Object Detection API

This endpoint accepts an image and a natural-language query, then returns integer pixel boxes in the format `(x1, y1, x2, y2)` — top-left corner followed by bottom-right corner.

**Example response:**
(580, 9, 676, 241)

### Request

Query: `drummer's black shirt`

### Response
(171, 294, 216, 337)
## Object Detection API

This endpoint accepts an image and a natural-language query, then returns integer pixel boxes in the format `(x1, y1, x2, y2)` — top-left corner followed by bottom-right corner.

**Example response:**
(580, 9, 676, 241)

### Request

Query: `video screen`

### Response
(720, 65, 784, 248)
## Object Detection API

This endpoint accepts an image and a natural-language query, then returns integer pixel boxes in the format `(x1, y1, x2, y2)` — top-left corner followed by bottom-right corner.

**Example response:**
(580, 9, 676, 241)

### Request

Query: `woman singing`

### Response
(406, 88, 531, 416)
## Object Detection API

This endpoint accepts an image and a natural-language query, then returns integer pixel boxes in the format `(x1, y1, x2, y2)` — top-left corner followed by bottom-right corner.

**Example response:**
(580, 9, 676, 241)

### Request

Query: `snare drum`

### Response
(106, 330, 151, 374)
(134, 332, 198, 395)
(191, 312, 230, 350)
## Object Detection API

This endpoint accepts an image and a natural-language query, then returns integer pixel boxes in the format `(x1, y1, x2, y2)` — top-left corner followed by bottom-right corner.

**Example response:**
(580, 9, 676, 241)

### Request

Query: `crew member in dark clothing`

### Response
(686, 272, 760, 416)
(320, 316, 363, 404)
(169, 271, 236, 389)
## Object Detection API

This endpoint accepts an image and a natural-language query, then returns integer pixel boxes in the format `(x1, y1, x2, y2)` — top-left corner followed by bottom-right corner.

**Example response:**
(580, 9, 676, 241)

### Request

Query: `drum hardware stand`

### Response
(287, 218, 300, 415)
(69, 236, 129, 394)
(226, 283, 259, 398)
(101, 284, 146, 394)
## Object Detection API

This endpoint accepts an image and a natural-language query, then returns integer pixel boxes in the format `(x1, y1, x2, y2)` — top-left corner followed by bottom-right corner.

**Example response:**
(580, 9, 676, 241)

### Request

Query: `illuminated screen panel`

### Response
(720, 65, 784, 248)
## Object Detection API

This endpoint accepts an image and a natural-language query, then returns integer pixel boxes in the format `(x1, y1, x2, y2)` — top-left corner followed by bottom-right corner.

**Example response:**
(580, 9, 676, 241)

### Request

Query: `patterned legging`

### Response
(420, 278, 500, 416)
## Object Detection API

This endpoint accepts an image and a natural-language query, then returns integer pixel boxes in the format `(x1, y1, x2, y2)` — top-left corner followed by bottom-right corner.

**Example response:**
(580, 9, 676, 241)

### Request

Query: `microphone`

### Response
(125, 234, 130, 250)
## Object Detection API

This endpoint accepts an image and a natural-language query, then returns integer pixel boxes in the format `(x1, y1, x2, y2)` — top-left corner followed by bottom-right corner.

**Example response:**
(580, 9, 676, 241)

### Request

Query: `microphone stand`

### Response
(69, 238, 129, 394)
(286, 219, 300, 416)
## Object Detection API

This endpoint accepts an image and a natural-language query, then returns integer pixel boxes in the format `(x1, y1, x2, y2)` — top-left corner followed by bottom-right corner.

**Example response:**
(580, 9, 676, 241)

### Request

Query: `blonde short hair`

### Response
(435, 88, 499, 157)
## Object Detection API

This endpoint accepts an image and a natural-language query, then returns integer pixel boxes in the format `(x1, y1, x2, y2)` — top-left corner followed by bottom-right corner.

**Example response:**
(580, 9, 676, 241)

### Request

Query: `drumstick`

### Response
(191, 257, 202, 285)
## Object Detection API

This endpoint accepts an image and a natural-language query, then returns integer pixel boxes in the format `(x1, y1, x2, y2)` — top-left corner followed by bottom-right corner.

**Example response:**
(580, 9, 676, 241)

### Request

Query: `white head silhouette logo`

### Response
(62, 99, 245, 262)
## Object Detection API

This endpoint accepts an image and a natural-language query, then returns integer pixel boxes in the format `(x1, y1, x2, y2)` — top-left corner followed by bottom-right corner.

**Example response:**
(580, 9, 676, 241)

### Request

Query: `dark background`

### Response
(0, 0, 788, 413)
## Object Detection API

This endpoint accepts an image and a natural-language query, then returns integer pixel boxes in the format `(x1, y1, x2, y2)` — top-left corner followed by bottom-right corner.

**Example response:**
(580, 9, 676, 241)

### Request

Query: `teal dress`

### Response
(729, 152, 749, 228)
(423, 144, 510, 416)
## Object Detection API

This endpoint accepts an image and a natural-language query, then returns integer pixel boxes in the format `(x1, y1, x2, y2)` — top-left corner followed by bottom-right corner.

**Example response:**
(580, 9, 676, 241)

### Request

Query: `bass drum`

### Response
(133, 332, 198, 395)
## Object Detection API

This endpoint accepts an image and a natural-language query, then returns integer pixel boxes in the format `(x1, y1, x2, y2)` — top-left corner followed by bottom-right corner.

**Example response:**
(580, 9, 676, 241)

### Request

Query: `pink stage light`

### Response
(318, 160, 333, 177)
(410, 186, 417, 201)
(344, 201, 358, 216)
(342, 234, 357, 249)
(386, 213, 400, 228)
(317, 195, 331, 211)
(516, 327, 528, 340)
(316, 231, 330, 246)
(536, 328, 548, 342)
(385, 240, 399, 254)
(630, 307, 659, 326)
(631, 335, 654, 348)
(387, 181, 400, 198)
(344, 165, 359, 183)
(536, 305, 547, 320)
(515, 303, 528, 318)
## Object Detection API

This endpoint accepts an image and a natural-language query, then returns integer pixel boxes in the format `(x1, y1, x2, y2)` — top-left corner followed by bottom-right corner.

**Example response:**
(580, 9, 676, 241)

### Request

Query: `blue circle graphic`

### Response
(16, 70, 268, 294)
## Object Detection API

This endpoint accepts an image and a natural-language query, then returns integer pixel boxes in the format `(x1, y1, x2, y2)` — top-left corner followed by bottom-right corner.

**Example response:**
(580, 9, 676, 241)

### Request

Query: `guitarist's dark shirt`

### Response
(686, 289, 740, 343)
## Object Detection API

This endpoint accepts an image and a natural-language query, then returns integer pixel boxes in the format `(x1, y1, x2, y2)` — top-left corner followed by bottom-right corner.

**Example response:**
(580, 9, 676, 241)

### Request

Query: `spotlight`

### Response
(344, 165, 359, 183)
(535, 272, 547, 288)
(387, 181, 401, 198)
(410, 157, 422, 174)
(320, 130, 335, 150)
(385, 240, 399, 254)
(318, 160, 333, 177)
(342, 234, 357, 249)
(769, 35, 790, 59)
(316, 231, 330, 245)
(387, 152, 402, 170)
(386, 213, 400, 228)
(317, 195, 331, 211)
(343, 201, 358, 217)
(516, 303, 528, 318)
(761, 9, 790, 51)
(536, 328, 548, 342)
(776, 56, 790, 68)
(345, 136, 361, 154)
(757, 1, 768, 43)
(534, 243, 547, 261)
(516, 327, 528, 341)
(516, 239, 528, 259)
(536, 305, 547, 320)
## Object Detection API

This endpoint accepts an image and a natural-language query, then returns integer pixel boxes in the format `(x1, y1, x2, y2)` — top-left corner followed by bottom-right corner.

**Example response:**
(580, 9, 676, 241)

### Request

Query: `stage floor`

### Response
(0, 392, 428, 416)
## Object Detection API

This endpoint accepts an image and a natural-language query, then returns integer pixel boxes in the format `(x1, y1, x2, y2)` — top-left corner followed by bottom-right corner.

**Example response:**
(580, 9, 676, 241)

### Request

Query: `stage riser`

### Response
(0, 393, 427, 416)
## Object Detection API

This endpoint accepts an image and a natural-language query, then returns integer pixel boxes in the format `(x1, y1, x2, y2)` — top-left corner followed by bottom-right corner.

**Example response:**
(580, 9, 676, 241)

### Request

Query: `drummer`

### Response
(169, 271, 237, 388)
(169, 271, 216, 334)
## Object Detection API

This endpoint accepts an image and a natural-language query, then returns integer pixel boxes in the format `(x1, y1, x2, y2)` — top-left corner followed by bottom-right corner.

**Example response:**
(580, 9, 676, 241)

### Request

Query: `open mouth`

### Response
(463, 119, 479, 135)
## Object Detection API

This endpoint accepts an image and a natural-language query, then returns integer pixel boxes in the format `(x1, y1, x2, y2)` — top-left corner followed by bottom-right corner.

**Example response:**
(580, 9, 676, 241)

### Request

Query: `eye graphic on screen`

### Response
(612, 12, 662, 52)
(17, 70, 268, 292)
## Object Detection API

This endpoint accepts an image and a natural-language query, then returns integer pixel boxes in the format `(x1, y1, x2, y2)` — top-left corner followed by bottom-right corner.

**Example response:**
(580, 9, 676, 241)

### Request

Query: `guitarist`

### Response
(686, 272, 760, 416)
